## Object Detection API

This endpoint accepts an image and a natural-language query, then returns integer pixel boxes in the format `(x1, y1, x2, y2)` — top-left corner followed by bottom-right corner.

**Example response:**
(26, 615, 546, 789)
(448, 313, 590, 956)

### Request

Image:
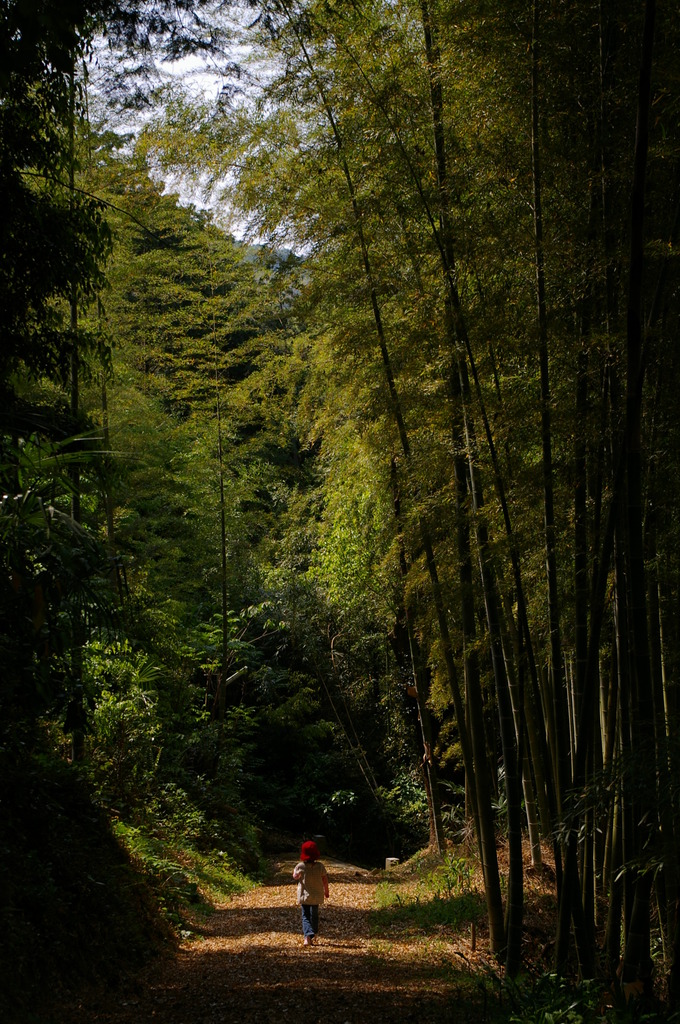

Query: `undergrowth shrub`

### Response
(376, 769, 430, 855)
(372, 853, 483, 934)
(113, 819, 254, 933)
(84, 640, 262, 873)
(506, 972, 679, 1024)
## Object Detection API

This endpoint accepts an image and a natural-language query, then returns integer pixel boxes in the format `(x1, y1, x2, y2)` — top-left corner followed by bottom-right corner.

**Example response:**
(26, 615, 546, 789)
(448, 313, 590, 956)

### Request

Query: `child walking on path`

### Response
(292, 840, 329, 946)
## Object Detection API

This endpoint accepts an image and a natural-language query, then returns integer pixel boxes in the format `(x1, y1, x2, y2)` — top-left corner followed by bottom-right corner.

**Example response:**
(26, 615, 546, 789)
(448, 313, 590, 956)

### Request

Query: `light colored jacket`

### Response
(293, 860, 328, 905)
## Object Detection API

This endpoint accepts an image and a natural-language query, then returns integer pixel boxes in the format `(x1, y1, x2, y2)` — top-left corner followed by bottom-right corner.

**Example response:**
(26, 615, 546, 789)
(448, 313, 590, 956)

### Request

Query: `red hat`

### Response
(301, 840, 320, 862)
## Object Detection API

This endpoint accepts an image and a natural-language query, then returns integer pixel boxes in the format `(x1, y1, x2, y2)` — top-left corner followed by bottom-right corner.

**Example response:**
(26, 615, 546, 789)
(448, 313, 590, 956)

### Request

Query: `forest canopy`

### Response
(1, 0, 680, 1016)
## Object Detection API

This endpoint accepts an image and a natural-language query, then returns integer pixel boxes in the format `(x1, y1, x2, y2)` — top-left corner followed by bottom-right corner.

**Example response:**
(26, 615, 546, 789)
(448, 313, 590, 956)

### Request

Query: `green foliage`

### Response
(373, 888, 483, 934)
(78, 142, 429, 866)
(428, 854, 474, 899)
(85, 640, 163, 809)
(438, 779, 469, 841)
(238, 674, 348, 836)
(112, 820, 254, 932)
(0, 434, 113, 740)
(309, 446, 395, 627)
(80, 635, 263, 865)
(0, 0, 112, 389)
(371, 853, 483, 935)
(82, 149, 313, 623)
(377, 770, 430, 850)
(506, 973, 678, 1024)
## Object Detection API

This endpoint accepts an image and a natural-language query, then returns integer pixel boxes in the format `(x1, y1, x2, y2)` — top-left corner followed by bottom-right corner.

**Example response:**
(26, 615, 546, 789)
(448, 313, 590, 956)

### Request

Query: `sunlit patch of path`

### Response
(61, 857, 491, 1024)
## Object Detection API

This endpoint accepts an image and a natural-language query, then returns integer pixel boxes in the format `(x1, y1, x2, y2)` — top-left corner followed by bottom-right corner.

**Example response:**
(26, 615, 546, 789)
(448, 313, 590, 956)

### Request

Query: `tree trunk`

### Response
(390, 459, 446, 856)
(530, 0, 589, 973)
(68, 64, 84, 764)
(604, 786, 624, 973)
(621, 0, 657, 985)
(501, 597, 543, 867)
(419, 0, 508, 955)
(530, 0, 570, 815)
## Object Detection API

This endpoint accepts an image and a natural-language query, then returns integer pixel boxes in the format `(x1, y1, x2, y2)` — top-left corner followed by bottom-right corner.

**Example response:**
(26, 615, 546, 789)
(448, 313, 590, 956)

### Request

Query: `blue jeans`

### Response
(301, 903, 319, 938)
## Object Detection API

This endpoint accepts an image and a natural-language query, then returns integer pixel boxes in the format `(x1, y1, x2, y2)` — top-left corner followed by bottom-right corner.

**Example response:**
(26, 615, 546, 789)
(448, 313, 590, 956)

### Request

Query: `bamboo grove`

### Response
(145, 0, 680, 990)
(3, 0, 680, 1004)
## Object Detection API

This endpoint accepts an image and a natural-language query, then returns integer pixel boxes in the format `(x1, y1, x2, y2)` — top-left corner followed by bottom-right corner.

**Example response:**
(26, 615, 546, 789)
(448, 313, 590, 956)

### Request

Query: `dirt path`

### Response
(58, 855, 493, 1024)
